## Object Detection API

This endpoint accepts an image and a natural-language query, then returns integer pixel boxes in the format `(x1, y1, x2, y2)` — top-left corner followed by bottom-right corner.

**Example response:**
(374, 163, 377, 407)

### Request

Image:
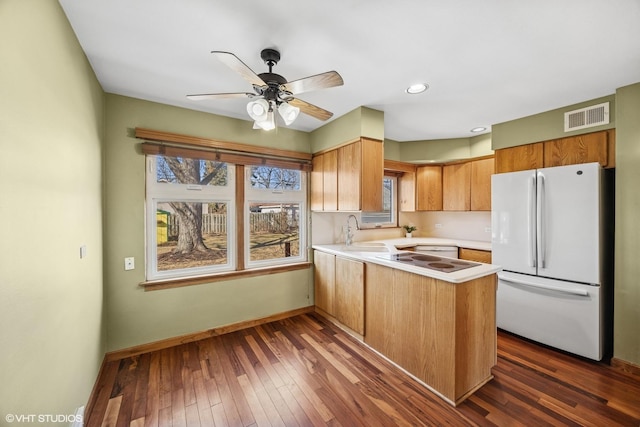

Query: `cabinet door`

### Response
(360, 138, 384, 212)
(310, 155, 324, 211)
(337, 142, 361, 211)
(335, 257, 365, 335)
(470, 158, 494, 211)
(443, 163, 471, 211)
(416, 166, 443, 211)
(495, 143, 544, 173)
(323, 150, 338, 210)
(314, 251, 335, 315)
(399, 171, 416, 212)
(544, 131, 609, 168)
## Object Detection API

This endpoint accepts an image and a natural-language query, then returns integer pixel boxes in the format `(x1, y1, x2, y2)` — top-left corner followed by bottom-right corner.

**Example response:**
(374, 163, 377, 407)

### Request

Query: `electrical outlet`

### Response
(485, 227, 492, 233)
(124, 257, 135, 271)
(435, 223, 443, 229)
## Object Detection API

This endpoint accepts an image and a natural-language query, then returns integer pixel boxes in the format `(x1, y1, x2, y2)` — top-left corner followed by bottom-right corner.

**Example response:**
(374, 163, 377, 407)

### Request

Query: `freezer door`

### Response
(537, 163, 601, 284)
(497, 271, 602, 360)
(491, 170, 537, 276)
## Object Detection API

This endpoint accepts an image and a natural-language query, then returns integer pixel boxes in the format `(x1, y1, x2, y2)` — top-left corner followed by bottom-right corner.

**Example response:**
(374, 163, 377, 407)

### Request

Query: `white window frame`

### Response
(360, 175, 397, 228)
(145, 156, 236, 281)
(244, 166, 307, 268)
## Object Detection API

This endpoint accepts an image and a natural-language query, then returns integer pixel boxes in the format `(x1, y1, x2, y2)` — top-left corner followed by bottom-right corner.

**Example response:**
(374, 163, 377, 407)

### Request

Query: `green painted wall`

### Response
(360, 107, 385, 140)
(309, 106, 384, 152)
(492, 95, 616, 149)
(0, 0, 105, 418)
(470, 133, 493, 157)
(398, 137, 472, 162)
(614, 82, 640, 365)
(104, 95, 313, 351)
(384, 139, 402, 160)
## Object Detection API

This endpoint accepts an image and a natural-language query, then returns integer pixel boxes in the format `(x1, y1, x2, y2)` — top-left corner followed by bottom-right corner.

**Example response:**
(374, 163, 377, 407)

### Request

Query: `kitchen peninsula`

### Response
(312, 241, 500, 406)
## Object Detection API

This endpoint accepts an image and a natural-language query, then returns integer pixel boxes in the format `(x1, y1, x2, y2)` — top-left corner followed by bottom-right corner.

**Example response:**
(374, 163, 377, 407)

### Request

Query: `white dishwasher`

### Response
(414, 245, 459, 259)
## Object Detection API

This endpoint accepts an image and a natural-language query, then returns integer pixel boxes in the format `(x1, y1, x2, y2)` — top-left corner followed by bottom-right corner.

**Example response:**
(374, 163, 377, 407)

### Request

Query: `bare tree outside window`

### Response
(155, 156, 228, 270)
(250, 166, 301, 190)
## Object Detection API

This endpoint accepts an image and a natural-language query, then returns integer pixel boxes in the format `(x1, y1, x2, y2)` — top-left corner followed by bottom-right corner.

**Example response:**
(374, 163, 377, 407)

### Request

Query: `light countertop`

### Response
(312, 237, 500, 283)
(364, 237, 492, 251)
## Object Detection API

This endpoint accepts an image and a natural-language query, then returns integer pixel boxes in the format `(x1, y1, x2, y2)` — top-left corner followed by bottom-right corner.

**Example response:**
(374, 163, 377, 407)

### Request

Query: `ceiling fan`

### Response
(187, 49, 344, 130)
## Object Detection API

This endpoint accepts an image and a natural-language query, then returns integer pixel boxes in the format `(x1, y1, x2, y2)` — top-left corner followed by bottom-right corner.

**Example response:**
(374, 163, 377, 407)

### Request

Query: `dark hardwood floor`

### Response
(87, 313, 640, 426)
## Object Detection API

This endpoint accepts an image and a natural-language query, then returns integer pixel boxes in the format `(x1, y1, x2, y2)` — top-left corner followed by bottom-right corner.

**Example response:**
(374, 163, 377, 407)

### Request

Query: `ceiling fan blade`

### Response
(211, 51, 266, 87)
(288, 98, 334, 121)
(186, 92, 254, 101)
(282, 71, 344, 95)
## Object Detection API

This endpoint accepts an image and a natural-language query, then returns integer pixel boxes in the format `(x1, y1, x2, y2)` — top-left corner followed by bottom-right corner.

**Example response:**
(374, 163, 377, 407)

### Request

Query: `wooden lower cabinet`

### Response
(314, 251, 365, 335)
(364, 263, 497, 405)
(459, 248, 492, 263)
(313, 250, 335, 315)
(335, 257, 365, 335)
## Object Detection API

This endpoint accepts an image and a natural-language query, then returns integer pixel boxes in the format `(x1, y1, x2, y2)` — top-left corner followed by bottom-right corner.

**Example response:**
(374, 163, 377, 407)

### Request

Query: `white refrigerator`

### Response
(491, 162, 612, 361)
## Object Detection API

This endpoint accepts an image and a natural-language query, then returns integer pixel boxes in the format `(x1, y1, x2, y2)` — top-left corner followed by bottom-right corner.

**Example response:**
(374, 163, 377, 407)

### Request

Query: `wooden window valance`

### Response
(135, 127, 312, 172)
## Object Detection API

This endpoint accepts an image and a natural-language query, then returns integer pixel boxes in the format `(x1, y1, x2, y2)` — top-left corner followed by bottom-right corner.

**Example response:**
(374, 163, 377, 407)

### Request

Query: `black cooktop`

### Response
(382, 253, 480, 273)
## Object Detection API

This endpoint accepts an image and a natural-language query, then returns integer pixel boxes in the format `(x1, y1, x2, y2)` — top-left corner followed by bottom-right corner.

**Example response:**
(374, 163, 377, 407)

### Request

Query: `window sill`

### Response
(140, 262, 312, 291)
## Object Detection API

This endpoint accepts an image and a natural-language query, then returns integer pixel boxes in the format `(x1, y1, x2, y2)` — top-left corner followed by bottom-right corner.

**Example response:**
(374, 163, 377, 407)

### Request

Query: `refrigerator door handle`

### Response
(529, 175, 537, 268)
(498, 274, 589, 297)
(538, 171, 546, 268)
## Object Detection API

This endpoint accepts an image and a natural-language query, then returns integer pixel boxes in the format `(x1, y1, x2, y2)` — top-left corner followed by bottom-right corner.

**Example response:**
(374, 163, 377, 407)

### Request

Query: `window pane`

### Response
(361, 177, 395, 224)
(249, 166, 300, 190)
(248, 203, 300, 262)
(156, 201, 228, 271)
(156, 156, 227, 186)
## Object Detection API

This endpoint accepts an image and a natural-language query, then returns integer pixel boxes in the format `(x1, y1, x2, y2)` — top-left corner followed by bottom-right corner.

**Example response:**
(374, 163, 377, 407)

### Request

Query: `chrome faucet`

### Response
(345, 214, 360, 246)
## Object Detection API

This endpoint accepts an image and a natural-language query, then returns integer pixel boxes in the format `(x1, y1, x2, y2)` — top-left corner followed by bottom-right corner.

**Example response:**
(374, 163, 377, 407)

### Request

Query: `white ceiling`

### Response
(58, 0, 640, 142)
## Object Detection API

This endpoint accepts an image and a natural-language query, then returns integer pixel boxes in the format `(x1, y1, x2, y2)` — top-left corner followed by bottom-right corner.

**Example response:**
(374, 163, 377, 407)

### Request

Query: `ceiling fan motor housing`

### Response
(260, 48, 281, 66)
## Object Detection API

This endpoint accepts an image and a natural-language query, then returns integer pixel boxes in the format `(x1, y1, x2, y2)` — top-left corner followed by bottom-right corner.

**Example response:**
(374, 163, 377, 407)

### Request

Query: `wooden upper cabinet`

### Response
(416, 165, 443, 211)
(359, 138, 384, 212)
(310, 155, 324, 211)
(323, 150, 338, 210)
(337, 138, 383, 212)
(544, 131, 610, 168)
(495, 143, 544, 174)
(495, 130, 615, 174)
(337, 142, 361, 211)
(385, 160, 417, 212)
(443, 163, 471, 211)
(399, 171, 416, 212)
(470, 158, 494, 211)
(310, 151, 337, 211)
(312, 137, 383, 212)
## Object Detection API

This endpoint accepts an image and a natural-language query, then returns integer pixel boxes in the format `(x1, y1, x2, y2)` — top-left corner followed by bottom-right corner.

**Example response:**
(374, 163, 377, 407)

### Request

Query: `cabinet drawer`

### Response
(459, 248, 492, 263)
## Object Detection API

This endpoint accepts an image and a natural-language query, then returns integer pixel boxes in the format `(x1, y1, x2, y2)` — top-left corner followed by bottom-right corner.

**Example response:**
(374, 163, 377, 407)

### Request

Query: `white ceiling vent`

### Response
(564, 102, 609, 132)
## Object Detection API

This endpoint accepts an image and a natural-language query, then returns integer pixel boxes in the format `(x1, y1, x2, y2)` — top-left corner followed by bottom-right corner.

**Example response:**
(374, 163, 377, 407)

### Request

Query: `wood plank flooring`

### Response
(87, 313, 640, 426)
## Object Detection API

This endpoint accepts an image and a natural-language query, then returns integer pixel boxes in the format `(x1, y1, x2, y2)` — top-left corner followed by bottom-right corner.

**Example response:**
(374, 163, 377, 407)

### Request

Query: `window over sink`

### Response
(360, 175, 397, 228)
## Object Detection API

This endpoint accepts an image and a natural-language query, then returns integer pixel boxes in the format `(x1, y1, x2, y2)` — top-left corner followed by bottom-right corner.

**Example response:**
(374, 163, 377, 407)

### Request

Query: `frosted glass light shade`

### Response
(278, 102, 300, 125)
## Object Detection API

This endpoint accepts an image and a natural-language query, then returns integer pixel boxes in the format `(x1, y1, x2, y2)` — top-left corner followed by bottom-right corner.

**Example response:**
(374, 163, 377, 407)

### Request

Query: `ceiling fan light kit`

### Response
(187, 48, 343, 131)
(278, 102, 300, 125)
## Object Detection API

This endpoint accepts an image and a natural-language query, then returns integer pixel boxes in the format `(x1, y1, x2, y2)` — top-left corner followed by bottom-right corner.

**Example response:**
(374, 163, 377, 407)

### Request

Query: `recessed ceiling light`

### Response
(470, 127, 487, 133)
(406, 83, 429, 94)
